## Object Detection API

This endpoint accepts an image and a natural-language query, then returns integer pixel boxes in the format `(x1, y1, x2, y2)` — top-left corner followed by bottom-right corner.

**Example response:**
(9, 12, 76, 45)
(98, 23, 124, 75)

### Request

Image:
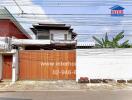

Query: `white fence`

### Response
(77, 49, 132, 81)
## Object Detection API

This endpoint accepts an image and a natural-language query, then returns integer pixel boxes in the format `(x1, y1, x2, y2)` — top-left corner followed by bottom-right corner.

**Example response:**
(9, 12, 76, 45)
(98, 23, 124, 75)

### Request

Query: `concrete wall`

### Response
(77, 49, 132, 81)
(12, 50, 18, 82)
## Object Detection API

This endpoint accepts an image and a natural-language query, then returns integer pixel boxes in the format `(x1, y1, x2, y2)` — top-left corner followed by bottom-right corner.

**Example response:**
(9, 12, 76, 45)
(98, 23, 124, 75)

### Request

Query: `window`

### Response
(37, 35, 49, 39)
(37, 30, 50, 39)
(64, 34, 67, 40)
(51, 34, 54, 40)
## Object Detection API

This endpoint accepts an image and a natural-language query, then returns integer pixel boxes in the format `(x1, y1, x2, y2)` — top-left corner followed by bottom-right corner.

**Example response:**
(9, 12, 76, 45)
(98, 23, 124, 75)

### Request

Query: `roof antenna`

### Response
(13, 0, 26, 15)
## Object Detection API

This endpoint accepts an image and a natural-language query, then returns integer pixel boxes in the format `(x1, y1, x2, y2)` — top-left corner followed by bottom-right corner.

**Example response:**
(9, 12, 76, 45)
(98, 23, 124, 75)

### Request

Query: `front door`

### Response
(2, 55, 12, 79)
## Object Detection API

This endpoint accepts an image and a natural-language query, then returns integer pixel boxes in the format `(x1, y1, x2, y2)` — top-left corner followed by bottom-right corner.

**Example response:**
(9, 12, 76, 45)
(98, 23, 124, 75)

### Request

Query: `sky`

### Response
(1, 0, 132, 42)
(31, 0, 132, 43)
(0, 0, 57, 39)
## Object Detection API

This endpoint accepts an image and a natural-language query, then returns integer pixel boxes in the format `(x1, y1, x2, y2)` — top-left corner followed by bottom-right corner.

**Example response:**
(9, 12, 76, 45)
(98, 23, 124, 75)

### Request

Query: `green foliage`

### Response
(93, 31, 130, 48)
(93, 36, 103, 47)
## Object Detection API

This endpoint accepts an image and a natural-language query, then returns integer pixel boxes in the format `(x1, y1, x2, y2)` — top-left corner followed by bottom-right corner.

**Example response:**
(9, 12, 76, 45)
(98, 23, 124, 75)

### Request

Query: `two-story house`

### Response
(30, 23, 77, 50)
(16, 23, 77, 80)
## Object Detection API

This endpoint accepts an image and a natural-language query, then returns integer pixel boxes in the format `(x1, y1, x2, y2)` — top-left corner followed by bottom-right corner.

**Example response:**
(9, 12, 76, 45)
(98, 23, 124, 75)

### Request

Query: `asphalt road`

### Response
(0, 90, 132, 100)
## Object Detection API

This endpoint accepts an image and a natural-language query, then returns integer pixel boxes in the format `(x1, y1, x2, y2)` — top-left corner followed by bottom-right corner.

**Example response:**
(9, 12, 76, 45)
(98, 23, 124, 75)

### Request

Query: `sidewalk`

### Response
(0, 80, 132, 91)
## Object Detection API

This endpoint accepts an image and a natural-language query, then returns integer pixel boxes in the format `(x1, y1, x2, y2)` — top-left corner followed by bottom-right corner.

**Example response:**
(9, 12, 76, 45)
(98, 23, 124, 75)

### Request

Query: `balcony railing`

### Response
(51, 40, 77, 44)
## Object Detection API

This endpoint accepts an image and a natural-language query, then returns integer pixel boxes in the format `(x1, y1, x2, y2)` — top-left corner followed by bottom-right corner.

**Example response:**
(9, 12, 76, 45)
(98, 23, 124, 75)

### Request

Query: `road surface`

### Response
(0, 90, 132, 100)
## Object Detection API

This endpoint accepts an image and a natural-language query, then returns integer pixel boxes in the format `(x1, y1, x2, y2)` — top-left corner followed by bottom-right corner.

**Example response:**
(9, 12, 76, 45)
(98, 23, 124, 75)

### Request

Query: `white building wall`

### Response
(67, 32, 72, 40)
(50, 30, 71, 40)
(77, 49, 132, 81)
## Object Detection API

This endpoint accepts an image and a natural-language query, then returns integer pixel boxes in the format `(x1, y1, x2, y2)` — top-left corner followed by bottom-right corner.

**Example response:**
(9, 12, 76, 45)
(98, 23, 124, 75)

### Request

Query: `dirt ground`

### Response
(0, 80, 132, 91)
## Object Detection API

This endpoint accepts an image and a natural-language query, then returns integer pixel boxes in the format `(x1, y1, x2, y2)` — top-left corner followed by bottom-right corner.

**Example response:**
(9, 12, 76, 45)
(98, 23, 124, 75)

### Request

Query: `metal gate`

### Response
(19, 50, 76, 80)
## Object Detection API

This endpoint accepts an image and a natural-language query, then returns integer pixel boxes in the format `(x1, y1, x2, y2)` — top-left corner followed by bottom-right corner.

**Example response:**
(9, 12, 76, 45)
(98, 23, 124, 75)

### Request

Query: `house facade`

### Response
(1, 6, 132, 83)
(17, 23, 77, 80)
(0, 7, 77, 82)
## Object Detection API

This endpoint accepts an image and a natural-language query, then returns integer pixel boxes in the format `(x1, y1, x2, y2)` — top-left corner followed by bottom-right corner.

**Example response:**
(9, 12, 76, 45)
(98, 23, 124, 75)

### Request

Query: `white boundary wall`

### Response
(77, 49, 132, 81)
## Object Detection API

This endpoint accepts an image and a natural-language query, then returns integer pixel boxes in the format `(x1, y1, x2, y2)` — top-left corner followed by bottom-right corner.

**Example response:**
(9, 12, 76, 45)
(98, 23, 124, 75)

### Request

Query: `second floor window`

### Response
(64, 34, 67, 40)
(51, 34, 54, 40)
(37, 30, 50, 39)
(37, 35, 49, 39)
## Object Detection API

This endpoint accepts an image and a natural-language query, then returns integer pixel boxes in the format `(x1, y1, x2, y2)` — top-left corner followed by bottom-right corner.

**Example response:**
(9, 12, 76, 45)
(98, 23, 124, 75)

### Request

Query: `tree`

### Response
(93, 31, 130, 48)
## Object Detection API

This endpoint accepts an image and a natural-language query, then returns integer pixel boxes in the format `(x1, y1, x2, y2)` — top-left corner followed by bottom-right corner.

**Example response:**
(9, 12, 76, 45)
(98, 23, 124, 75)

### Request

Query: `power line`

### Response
(2, 0, 132, 3)
(12, 0, 24, 14)
(0, 13, 111, 15)
(1, 5, 132, 7)
(1, 1, 132, 7)
(2, 17, 132, 26)
(5, 21, 132, 26)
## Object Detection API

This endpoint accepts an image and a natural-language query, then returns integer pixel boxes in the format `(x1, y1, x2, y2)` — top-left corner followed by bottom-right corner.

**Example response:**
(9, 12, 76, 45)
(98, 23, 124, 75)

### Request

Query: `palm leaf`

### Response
(105, 32, 109, 42)
(122, 40, 129, 45)
(92, 31, 130, 48)
(120, 40, 130, 48)
(113, 31, 124, 42)
(93, 36, 103, 46)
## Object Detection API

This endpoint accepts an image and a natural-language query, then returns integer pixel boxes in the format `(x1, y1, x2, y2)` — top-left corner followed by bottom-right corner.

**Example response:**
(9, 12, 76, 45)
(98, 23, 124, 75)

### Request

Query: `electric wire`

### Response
(1, 0, 132, 36)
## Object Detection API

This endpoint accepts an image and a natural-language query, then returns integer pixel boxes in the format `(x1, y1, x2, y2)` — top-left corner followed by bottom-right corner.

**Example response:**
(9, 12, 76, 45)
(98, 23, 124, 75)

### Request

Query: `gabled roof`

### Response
(31, 23, 77, 40)
(32, 23, 71, 30)
(31, 23, 72, 35)
(110, 5, 124, 10)
(38, 23, 66, 27)
(0, 7, 32, 39)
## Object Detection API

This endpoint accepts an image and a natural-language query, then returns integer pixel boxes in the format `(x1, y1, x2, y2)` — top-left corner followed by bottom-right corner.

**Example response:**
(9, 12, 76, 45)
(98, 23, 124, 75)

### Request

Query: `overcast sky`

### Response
(1, 0, 132, 42)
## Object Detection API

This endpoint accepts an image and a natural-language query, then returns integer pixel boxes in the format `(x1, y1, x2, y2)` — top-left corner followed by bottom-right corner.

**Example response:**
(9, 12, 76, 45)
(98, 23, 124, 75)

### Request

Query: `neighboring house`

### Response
(0, 7, 31, 39)
(0, 7, 31, 81)
(110, 5, 125, 16)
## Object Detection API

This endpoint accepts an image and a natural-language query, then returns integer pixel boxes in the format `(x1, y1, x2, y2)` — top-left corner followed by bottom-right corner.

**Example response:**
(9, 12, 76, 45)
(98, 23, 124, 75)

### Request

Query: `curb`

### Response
(0, 89, 86, 92)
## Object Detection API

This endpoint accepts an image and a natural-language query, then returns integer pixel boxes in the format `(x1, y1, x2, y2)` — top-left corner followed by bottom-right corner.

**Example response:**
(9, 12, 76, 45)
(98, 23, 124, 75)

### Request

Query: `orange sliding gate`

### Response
(19, 50, 76, 80)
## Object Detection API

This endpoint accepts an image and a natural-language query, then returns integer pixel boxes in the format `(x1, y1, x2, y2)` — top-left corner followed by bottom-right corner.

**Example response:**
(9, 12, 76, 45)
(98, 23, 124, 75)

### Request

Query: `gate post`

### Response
(0, 55, 3, 80)
(12, 50, 18, 83)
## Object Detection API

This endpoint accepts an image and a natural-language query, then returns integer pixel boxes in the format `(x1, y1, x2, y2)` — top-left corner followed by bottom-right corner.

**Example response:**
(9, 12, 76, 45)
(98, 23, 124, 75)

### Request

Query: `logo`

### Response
(110, 5, 125, 16)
